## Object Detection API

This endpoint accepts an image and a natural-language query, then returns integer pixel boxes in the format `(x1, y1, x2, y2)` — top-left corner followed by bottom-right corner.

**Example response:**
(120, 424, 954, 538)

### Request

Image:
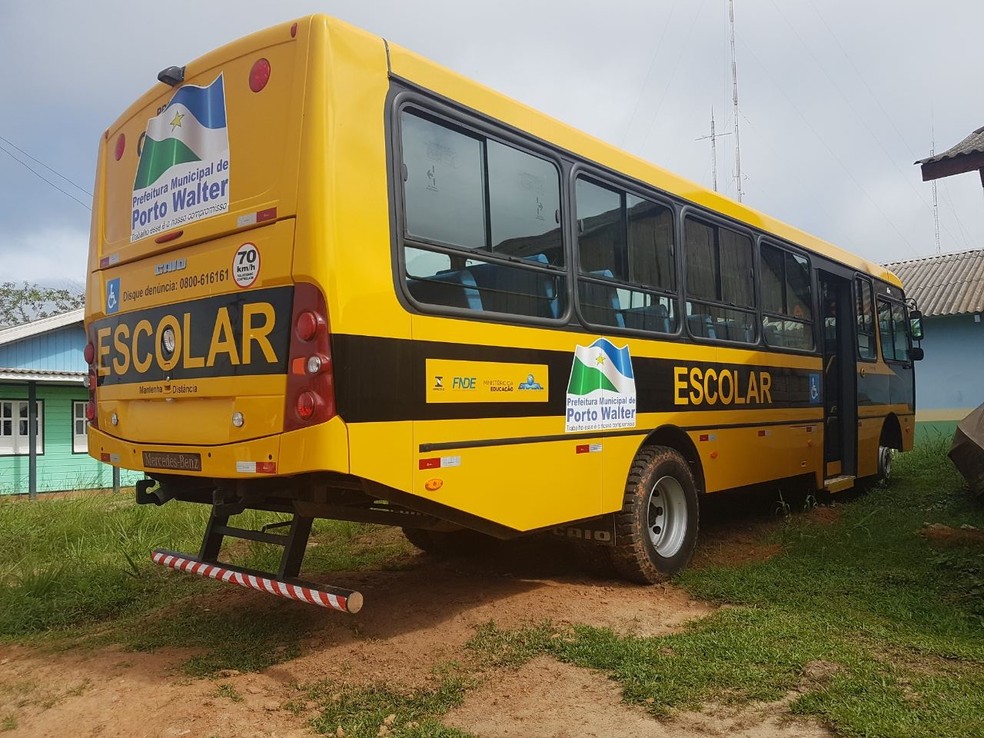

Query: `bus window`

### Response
(400, 110, 566, 319)
(401, 113, 486, 249)
(760, 242, 814, 351)
(488, 140, 562, 264)
(878, 298, 912, 362)
(574, 177, 677, 332)
(685, 217, 756, 342)
(855, 277, 876, 360)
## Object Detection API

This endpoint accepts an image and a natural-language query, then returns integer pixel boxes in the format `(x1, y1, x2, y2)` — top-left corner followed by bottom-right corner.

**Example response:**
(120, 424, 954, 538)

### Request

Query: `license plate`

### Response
(142, 451, 203, 472)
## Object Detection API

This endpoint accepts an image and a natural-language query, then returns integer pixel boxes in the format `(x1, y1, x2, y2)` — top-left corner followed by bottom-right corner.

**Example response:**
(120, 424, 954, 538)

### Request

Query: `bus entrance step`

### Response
(151, 549, 363, 613)
(823, 475, 856, 493)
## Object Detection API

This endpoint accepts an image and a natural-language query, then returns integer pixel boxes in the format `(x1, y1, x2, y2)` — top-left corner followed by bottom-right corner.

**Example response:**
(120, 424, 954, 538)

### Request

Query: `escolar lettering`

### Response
(97, 302, 278, 378)
(673, 366, 773, 407)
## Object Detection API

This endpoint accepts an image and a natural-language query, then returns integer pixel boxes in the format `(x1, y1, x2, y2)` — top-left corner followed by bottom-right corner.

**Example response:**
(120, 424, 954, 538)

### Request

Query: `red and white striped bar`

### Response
(151, 549, 363, 614)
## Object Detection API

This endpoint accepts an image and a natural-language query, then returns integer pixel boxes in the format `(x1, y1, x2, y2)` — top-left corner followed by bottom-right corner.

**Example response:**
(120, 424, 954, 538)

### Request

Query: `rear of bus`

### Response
(85, 17, 374, 504)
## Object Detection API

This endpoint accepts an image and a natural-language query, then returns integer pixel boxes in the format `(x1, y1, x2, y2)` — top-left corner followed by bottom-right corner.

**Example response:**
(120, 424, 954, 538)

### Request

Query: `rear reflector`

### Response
(155, 229, 184, 244)
(249, 58, 271, 92)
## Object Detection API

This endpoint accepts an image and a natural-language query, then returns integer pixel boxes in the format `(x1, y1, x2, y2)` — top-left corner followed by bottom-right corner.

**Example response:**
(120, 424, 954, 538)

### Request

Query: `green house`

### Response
(0, 310, 142, 495)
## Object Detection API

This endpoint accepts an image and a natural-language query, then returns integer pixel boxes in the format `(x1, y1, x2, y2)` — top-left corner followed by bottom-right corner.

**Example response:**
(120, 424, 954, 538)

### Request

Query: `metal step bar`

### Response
(151, 549, 362, 613)
(823, 475, 856, 493)
(149, 502, 362, 613)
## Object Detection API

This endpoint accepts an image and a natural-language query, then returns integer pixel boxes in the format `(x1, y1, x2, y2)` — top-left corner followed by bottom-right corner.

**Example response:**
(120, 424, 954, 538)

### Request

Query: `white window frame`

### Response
(72, 401, 88, 453)
(0, 400, 44, 456)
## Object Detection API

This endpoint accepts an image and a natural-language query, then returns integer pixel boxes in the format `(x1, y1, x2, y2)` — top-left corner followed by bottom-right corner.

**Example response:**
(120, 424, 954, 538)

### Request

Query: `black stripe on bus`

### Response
(332, 334, 825, 423)
(417, 416, 823, 453)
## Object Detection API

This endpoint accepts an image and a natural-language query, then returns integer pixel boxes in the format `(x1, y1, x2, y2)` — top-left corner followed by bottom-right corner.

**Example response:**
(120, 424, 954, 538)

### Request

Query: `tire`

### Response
(611, 446, 700, 584)
(876, 445, 894, 485)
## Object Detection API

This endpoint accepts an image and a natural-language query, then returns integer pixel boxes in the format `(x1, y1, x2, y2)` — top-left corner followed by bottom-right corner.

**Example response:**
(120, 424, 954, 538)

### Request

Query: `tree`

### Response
(0, 281, 85, 328)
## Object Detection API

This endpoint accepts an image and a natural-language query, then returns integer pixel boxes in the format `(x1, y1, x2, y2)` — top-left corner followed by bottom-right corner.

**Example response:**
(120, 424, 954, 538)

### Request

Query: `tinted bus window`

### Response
(760, 243, 814, 350)
(685, 217, 756, 343)
(575, 177, 676, 332)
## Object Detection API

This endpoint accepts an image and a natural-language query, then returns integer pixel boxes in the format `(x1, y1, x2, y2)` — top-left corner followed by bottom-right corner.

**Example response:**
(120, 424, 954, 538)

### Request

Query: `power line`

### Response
(0, 138, 91, 212)
(734, 34, 921, 258)
(0, 135, 91, 197)
(802, 0, 977, 251)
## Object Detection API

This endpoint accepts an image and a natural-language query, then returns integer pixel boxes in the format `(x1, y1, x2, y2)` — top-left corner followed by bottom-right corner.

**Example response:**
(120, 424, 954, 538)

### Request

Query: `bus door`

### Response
(819, 272, 857, 481)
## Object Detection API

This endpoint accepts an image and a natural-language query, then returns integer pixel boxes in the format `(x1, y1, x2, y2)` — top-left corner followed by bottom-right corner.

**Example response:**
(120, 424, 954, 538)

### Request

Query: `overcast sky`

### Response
(2, 0, 982, 287)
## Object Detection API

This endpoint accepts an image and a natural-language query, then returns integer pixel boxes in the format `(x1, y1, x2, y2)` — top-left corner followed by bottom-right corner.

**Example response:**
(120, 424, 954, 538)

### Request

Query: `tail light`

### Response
(284, 283, 335, 431)
(84, 339, 98, 430)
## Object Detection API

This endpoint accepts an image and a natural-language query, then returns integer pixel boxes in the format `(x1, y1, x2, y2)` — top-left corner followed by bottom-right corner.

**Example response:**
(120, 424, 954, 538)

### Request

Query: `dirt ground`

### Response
(0, 493, 836, 737)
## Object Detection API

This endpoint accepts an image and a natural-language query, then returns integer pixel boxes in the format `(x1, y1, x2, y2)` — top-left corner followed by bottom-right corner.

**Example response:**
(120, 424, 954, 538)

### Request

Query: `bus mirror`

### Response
(909, 311, 923, 341)
(910, 346, 925, 362)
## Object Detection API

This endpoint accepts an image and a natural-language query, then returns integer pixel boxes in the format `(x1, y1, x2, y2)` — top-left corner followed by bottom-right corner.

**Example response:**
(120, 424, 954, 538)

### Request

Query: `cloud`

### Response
(1, 226, 89, 286)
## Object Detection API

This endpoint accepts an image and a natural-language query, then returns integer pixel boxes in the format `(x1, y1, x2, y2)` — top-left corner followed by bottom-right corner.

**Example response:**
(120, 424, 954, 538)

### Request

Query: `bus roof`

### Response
(379, 19, 901, 288)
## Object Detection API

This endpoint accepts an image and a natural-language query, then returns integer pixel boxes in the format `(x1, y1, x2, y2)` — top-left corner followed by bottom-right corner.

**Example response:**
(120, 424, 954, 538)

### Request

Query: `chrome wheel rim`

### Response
(879, 446, 893, 480)
(647, 475, 688, 557)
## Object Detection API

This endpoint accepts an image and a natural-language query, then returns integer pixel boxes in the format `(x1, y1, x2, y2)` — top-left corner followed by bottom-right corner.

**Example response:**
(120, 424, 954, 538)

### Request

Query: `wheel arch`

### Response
(880, 413, 903, 450)
(641, 424, 706, 494)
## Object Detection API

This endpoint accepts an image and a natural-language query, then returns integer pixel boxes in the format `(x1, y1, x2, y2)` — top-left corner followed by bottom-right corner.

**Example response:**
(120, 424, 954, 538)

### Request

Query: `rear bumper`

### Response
(87, 414, 350, 479)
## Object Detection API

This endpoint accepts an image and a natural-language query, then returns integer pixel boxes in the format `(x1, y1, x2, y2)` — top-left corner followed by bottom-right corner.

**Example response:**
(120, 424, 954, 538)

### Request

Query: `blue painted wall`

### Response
(0, 325, 86, 372)
(0, 385, 143, 495)
(916, 314, 984, 416)
(914, 314, 984, 443)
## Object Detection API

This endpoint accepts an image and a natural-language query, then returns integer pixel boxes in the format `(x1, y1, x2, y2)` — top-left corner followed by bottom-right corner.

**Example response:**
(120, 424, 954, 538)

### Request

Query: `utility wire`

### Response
(0, 138, 91, 212)
(618, 3, 679, 148)
(734, 34, 921, 258)
(0, 135, 91, 196)
(802, 0, 975, 251)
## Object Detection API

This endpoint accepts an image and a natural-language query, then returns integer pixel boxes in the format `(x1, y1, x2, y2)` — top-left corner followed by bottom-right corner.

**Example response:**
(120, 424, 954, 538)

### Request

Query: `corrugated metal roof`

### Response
(916, 126, 984, 165)
(0, 309, 84, 347)
(0, 368, 85, 384)
(885, 249, 984, 317)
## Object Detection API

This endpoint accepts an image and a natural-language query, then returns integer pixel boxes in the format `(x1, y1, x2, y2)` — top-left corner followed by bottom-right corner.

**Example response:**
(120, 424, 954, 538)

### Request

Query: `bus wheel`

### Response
(611, 446, 699, 584)
(877, 445, 894, 484)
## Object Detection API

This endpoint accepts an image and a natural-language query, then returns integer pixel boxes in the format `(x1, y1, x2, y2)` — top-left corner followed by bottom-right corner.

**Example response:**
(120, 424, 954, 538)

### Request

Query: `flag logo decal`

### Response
(130, 74, 231, 241)
(565, 338, 637, 432)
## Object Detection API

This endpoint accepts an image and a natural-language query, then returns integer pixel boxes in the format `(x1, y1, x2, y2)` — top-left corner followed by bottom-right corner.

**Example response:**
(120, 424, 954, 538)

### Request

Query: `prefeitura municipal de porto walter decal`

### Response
(131, 74, 230, 241)
(565, 338, 637, 432)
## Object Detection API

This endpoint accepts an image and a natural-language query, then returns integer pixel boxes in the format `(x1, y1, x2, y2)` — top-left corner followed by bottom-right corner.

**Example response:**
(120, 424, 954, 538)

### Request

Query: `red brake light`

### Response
(284, 283, 335, 432)
(296, 391, 319, 420)
(295, 311, 318, 342)
(114, 133, 125, 161)
(84, 342, 95, 364)
(249, 59, 271, 92)
(85, 400, 97, 422)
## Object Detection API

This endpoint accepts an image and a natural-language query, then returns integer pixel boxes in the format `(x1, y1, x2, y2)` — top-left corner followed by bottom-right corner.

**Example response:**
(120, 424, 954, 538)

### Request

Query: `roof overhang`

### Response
(0, 368, 85, 385)
(917, 126, 984, 186)
(0, 308, 85, 347)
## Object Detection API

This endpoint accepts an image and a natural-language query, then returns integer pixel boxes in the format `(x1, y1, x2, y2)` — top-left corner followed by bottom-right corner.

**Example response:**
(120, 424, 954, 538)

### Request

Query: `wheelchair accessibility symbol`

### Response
(106, 278, 120, 315)
(808, 373, 821, 404)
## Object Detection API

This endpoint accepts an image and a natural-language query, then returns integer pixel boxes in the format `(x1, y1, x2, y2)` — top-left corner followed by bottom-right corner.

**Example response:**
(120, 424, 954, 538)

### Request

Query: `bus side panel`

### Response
(694, 423, 821, 493)
(349, 421, 413, 497)
(856, 416, 881, 478)
(300, 18, 412, 343)
(412, 419, 603, 532)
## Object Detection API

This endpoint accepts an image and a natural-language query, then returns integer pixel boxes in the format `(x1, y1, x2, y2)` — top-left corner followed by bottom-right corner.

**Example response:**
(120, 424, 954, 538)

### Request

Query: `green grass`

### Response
(305, 678, 471, 737)
(3, 441, 982, 736)
(459, 438, 984, 737)
(0, 492, 412, 647)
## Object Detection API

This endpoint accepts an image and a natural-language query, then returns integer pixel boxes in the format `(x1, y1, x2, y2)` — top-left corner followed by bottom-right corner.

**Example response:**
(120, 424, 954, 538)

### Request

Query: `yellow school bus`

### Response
(84, 15, 922, 610)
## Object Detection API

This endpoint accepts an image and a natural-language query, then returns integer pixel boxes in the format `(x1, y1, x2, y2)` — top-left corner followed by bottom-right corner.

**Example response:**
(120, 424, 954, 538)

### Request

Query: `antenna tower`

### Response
(696, 108, 732, 192)
(729, 0, 743, 202)
(931, 132, 941, 254)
